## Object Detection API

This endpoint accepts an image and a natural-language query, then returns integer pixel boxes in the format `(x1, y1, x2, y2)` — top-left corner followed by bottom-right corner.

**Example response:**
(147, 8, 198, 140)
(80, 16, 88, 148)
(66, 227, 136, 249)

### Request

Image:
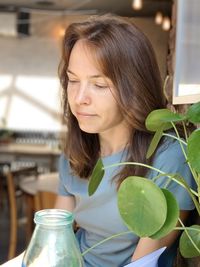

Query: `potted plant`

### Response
(88, 101, 200, 263)
(0, 118, 13, 144)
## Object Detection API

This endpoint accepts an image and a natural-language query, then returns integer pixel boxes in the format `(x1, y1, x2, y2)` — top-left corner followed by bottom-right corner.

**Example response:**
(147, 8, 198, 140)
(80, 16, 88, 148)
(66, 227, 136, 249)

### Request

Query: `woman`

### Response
(55, 14, 195, 267)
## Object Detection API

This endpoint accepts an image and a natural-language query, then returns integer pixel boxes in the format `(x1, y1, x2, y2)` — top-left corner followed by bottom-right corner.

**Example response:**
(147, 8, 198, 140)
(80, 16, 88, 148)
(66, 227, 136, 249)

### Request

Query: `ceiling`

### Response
(0, 0, 172, 17)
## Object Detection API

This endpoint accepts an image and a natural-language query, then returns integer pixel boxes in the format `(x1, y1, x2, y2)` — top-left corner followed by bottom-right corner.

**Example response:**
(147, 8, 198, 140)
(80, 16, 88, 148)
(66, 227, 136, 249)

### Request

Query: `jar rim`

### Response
(34, 209, 74, 226)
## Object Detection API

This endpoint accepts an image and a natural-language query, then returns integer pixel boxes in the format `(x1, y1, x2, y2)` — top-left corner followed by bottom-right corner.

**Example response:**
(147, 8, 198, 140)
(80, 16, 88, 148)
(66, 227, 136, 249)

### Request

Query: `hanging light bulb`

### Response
(162, 16, 171, 31)
(132, 0, 143, 10)
(58, 26, 65, 37)
(155, 11, 163, 25)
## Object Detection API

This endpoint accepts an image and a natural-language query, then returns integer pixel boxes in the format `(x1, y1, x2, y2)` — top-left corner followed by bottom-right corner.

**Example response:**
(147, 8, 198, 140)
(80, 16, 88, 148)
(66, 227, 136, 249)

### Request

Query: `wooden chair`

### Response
(5, 170, 17, 260)
(34, 172, 58, 211)
(34, 191, 57, 211)
(19, 172, 59, 240)
(2, 165, 38, 260)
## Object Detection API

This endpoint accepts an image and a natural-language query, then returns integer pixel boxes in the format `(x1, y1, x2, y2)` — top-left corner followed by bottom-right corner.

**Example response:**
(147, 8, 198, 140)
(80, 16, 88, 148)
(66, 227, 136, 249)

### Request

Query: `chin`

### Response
(79, 126, 98, 134)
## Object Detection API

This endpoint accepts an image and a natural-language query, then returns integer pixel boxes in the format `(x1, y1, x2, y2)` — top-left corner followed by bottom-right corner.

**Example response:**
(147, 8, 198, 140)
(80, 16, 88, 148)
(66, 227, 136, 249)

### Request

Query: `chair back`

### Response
(5, 171, 17, 260)
(34, 172, 59, 211)
(34, 191, 57, 211)
(2, 165, 38, 260)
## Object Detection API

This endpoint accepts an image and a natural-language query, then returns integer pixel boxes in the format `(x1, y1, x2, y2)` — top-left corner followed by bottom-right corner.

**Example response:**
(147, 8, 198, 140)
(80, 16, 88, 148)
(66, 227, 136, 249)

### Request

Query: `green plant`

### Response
(0, 117, 6, 128)
(0, 117, 13, 141)
(88, 101, 200, 259)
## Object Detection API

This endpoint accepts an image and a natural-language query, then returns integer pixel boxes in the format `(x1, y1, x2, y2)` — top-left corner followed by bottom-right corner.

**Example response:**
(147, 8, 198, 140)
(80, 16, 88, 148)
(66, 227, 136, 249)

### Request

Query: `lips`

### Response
(76, 111, 96, 117)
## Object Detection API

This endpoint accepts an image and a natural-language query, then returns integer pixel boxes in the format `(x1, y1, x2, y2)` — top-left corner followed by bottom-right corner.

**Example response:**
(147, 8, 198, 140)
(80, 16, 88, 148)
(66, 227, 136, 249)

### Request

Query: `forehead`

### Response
(68, 40, 103, 75)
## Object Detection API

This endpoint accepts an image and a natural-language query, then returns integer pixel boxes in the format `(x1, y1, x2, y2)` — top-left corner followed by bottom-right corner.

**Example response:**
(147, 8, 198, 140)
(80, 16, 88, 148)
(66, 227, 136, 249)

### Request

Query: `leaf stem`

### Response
(182, 121, 188, 141)
(171, 122, 187, 159)
(162, 133, 187, 145)
(103, 162, 199, 214)
(171, 122, 198, 185)
(103, 162, 165, 175)
(175, 226, 200, 231)
(81, 231, 132, 256)
(103, 162, 198, 196)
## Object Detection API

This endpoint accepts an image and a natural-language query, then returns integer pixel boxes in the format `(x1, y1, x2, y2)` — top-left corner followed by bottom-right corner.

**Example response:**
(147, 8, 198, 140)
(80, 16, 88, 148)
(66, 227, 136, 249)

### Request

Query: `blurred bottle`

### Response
(22, 209, 83, 267)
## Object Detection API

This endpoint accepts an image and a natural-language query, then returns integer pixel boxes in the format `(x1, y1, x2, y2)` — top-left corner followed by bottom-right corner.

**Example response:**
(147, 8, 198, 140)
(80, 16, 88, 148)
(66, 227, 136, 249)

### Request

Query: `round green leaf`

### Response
(186, 102, 200, 123)
(180, 225, 200, 258)
(145, 109, 183, 132)
(150, 189, 179, 239)
(118, 176, 167, 237)
(187, 130, 200, 173)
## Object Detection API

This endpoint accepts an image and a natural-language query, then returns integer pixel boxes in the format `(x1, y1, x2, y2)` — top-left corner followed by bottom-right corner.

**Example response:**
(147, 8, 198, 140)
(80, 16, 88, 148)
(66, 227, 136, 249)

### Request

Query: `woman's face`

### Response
(67, 40, 126, 137)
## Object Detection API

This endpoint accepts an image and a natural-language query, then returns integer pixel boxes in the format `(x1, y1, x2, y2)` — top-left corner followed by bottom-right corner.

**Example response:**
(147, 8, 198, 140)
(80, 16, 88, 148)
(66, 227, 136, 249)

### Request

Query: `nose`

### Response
(75, 82, 91, 105)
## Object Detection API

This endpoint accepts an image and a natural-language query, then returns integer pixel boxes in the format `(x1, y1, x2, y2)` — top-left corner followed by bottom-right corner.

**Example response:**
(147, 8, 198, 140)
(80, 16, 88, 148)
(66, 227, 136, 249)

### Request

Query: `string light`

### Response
(162, 16, 171, 31)
(155, 11, 163, 25)
(132, 0, 143, 10)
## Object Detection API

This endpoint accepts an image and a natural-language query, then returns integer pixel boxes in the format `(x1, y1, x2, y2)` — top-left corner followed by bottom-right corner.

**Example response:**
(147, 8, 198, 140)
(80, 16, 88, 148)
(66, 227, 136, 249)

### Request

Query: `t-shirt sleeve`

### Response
(58, 154, 74, 197)
(149, 140, 196, 210)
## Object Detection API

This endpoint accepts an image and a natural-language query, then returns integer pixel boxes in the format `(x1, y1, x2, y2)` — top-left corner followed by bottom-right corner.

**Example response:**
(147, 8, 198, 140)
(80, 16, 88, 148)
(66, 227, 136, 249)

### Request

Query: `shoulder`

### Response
(151, 138, 196, 210)
(59, 153, 69, 166)
(59, 154, 71, 179)
(153, 138, 186, 171)
(157, 137, 184, 156)
(58, 154, 75, 196)
(151, 137, 194, 188)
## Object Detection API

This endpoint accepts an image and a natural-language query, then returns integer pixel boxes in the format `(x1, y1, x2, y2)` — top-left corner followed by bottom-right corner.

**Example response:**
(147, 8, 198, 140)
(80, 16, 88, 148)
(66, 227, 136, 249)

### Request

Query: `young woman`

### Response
(55, 14, 195, 267)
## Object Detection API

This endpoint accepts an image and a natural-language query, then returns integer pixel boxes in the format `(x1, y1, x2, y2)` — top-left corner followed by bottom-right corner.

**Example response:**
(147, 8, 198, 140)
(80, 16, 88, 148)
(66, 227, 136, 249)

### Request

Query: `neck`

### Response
(100, 144, 128, 157)
(99, 128, 131, 157)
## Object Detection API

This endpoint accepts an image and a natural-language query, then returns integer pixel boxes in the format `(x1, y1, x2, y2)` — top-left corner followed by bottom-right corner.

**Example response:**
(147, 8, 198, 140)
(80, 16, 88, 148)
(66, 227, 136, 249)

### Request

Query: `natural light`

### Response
(178, 84, 200, 96)
(0, 74, 62, 131)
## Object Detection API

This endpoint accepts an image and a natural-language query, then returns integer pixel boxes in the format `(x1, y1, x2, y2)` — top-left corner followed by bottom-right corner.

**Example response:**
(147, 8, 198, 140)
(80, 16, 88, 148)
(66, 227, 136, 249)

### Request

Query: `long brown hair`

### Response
(58, 14, 167, 184)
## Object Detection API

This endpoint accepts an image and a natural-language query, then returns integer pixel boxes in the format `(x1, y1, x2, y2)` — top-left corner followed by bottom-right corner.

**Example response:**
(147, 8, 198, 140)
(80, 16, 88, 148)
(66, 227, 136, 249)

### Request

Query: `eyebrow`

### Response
(67, 69, 104, 79)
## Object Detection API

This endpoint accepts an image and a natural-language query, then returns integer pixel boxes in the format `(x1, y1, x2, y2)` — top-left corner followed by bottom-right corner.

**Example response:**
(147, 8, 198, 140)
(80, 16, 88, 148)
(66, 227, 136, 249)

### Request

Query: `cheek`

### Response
(106, 95, 121, 113)
(109, 101, 124, 120)
(67, 88, 74, 105)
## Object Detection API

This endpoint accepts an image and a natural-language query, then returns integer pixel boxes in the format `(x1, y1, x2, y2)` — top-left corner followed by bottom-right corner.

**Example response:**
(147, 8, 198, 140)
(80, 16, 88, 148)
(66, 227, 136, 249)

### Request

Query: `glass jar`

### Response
(22, 209, 84, 267)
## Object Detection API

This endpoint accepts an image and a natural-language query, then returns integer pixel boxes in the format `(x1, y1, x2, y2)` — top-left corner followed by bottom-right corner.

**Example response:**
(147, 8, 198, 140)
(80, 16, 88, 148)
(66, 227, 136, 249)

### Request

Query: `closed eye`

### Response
(68, 79, 79, 84)
(94, 84, 108, 89)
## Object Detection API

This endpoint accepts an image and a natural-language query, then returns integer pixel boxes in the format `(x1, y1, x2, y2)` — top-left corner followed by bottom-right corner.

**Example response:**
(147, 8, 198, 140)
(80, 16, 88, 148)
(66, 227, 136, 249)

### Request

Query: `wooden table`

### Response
(0, 143, 61, 260)
(19, 172, 59, 196)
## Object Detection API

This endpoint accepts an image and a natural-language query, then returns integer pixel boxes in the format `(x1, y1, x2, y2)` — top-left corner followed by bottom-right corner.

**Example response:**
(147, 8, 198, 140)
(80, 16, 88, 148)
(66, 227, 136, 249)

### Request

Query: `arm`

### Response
(131, 210, 189, 261)
(54, 195, 80, 231)
(55, 154, 76, 212)
(132, 139, 196, 260)
(54, 195, 75, 212)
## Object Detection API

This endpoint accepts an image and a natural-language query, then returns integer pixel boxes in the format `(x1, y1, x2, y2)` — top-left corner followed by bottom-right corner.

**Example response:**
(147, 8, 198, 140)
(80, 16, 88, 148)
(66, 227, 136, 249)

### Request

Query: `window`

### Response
(173, 0, 200, 104)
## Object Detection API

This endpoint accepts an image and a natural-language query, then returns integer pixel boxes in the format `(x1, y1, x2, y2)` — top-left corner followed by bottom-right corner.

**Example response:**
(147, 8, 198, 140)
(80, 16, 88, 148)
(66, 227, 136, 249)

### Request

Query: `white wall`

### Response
(0, 13, 168, 131)
(0, 36, 62, 131)
(132, 17, 169, 81)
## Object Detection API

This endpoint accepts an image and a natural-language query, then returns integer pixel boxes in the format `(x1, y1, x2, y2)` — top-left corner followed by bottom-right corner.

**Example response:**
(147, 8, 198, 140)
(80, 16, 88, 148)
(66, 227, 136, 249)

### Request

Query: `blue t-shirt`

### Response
(58, 139, 195, 267)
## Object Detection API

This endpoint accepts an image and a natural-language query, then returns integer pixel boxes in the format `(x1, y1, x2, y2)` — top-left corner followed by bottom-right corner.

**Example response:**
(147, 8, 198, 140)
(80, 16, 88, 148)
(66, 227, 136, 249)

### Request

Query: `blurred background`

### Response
(0, 0, 200, 265)
(0, 0, 172, 135)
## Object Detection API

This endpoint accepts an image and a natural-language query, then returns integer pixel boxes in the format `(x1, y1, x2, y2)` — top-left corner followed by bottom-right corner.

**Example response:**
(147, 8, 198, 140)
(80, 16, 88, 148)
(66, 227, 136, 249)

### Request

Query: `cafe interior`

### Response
(0, 0, 200, 265)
